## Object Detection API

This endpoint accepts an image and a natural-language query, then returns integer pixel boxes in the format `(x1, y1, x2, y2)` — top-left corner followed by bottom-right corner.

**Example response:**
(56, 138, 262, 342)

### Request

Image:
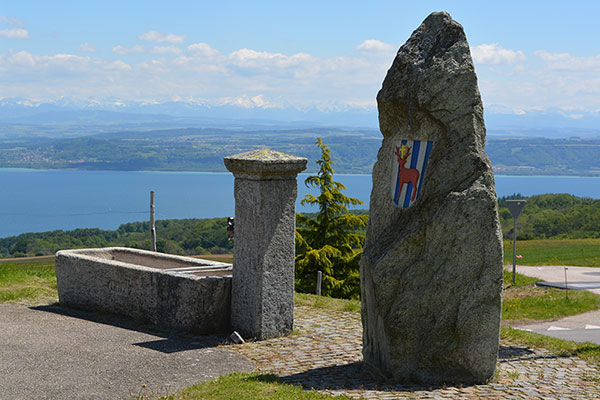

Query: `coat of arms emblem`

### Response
(391, 140, 434, 208)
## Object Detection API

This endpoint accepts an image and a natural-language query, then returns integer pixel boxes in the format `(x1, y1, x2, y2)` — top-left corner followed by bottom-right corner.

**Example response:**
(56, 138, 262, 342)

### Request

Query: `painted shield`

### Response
(391, 140, 434, 208)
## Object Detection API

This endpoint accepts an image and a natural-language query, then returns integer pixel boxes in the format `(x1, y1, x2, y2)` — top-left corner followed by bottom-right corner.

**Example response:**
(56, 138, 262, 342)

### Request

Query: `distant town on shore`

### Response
(0, 126, 599, 177)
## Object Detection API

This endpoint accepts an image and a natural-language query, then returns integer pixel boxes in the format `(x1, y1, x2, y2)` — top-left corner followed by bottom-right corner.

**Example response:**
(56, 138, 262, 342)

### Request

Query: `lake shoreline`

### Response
(0, 166, 599, 179)
(1, 169, 600, 237)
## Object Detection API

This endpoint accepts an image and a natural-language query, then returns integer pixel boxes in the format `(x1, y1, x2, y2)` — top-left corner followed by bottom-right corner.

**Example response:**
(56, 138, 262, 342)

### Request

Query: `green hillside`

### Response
(0, 127, 598, 175)
(499, 193, 600, 239)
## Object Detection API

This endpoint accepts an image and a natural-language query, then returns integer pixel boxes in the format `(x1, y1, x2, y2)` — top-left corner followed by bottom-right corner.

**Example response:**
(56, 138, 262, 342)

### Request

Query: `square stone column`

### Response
(224, 148, 307, 340)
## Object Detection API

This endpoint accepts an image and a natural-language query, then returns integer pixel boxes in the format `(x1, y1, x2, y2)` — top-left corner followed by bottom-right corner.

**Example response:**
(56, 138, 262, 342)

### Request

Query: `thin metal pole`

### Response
(564, 267, 569, 299)
(316, 271, 322, 296)
(512, 217, 517, 284)
(150, 190, 157, 252)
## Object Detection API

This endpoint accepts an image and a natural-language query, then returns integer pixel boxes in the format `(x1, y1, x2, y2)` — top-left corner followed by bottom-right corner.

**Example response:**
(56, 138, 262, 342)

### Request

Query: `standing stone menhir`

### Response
(361, 12, 503, 384)
(225, 148, 307, 340)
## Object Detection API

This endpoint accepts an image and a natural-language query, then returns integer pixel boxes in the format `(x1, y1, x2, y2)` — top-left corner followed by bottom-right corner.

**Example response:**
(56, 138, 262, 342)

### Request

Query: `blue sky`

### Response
(1, 1, 599, 118)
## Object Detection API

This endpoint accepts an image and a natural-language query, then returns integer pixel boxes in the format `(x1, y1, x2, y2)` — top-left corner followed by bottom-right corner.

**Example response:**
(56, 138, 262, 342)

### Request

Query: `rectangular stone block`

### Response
(231, 178, 297, 339)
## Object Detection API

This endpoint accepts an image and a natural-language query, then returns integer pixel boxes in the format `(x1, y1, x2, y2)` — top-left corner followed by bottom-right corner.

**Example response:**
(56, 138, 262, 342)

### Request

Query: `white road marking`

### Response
(547, 326, 571, 331)
(585, 324, 600, 330)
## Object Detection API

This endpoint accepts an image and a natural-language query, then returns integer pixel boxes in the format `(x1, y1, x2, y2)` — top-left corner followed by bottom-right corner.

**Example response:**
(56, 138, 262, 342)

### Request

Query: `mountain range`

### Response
(0, 98, 599, 139)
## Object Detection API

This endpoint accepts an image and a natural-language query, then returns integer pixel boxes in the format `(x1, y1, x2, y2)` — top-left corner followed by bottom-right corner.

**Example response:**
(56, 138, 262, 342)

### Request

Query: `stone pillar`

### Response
(224, 148, 307, 340)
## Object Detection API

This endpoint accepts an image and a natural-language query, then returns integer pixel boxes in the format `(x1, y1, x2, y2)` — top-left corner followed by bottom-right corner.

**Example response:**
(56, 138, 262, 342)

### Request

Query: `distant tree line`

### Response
(0, 218, 233, 258)
(498, 193, 600, 240)
(2, 193, 599, 259)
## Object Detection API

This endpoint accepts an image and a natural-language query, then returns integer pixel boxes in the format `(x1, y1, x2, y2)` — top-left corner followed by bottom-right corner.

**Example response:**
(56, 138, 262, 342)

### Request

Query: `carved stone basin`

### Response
(55, 247, 232, 334)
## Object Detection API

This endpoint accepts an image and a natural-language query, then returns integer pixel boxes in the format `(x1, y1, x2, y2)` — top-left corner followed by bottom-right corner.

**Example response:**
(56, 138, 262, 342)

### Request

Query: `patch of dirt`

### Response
(503, 284, 550, 300)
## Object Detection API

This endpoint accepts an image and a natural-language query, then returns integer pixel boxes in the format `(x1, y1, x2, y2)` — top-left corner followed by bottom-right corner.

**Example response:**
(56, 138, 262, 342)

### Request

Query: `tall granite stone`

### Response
(361, 12, 503, 384)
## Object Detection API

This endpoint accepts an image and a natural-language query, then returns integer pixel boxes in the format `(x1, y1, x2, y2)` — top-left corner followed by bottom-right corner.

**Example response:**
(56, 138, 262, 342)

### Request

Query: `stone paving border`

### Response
(230, 306, 600, 399)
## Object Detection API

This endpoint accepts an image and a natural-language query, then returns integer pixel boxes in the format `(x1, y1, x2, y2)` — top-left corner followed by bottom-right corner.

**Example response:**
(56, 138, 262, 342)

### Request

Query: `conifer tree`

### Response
(295, 137, 368, 298)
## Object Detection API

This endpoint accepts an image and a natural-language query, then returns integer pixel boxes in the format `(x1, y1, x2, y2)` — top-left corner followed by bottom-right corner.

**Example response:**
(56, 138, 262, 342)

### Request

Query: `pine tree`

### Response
(295, 137, 368, 298)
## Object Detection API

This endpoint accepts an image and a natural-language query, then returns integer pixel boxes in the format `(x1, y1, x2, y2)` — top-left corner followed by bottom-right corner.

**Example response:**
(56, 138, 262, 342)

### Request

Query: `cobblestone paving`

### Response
(231, 306, 600, 399)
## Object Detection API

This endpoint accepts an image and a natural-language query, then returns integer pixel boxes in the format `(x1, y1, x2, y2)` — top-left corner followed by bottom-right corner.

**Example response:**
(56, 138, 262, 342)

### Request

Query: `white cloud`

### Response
(535, 50, 600, 71)
(106, 60, 132, 71)
(535, 50, 571, 62)
(77, 42, 97, 53)
(0, 50, 132, 75)
(112, 45, 146, 55)
(357, 39, 395, 53)
(0, 16, 27, 39)
(112, 44, 183, 56)
(476, 46, 600, 114)
(4, 50, 35, 67)
(471, 43, 525, 65)
(228, 48, 315, 76)
(9, 39, 598, 115)
(0, 41, 394, 108)
(0, 28, 29, 39)
(187, 43, 221, 58)
(228, 48, 286, 65)
(149, 45, 183, 55)
(0, 16, 25, 27)
(138, 30, 185, 44)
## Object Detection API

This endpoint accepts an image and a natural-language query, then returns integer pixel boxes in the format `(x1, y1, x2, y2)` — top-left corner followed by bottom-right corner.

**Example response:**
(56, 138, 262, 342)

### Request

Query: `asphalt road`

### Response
(517, 312, 600, 345)
(0, 304, 254, 400)
(511, 265, 600, 345)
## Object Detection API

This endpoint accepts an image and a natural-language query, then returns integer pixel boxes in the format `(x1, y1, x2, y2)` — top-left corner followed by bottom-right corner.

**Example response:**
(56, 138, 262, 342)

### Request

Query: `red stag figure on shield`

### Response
(395, 145, 420, 202)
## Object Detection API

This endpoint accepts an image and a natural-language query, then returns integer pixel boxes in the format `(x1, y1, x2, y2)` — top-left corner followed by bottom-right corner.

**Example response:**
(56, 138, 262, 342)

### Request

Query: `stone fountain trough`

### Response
(55, 148, 306, 339)
(55, 247, 232, 334)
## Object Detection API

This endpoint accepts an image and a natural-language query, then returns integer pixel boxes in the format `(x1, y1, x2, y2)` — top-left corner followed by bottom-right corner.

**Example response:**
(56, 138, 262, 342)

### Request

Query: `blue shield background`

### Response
(391, 140, 434, 208)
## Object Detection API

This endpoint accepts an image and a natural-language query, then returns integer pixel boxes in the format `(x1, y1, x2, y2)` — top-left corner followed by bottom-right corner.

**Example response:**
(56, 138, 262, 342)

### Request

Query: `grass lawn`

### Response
(295, 292, 361, 312)
(502, 270, 600, 321)
(155, 372, 351, 400)
(503, 238, 600, 267)
(0, 255, 54, 264)
(0, 261, 57, 304)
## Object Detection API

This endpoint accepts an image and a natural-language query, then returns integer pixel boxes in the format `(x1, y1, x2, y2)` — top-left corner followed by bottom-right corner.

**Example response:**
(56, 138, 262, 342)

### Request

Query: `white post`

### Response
(150, 190, 157, 252)
(316, 271, 322, 296)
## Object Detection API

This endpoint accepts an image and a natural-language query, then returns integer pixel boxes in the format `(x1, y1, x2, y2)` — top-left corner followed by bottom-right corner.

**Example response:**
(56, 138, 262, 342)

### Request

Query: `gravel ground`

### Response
(232, 305, 600, 399)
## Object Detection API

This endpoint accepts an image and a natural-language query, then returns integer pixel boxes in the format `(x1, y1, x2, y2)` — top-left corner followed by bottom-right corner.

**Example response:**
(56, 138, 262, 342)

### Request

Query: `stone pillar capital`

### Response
(224, 148, 307, 180)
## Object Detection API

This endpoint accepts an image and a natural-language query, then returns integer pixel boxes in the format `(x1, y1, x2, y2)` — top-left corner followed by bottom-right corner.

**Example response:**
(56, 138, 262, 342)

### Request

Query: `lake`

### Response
(1, 168, 600, 237)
